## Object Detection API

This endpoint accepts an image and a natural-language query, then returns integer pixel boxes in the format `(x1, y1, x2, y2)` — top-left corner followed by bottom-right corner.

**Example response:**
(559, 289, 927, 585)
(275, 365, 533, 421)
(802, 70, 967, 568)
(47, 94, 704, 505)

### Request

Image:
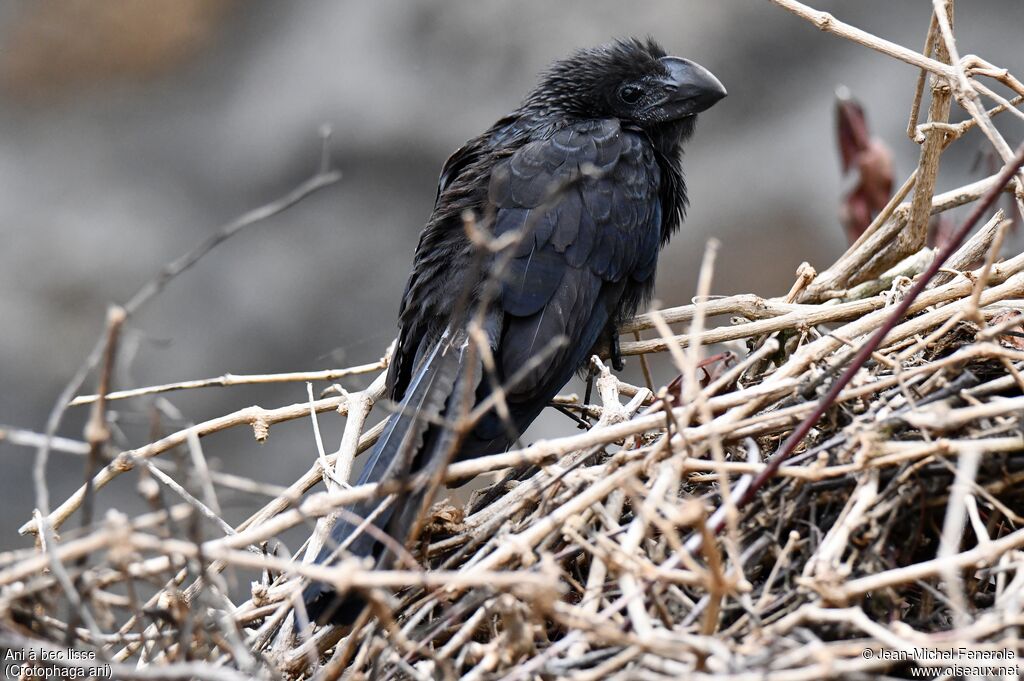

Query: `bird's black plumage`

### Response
(302, 37, 725, 625)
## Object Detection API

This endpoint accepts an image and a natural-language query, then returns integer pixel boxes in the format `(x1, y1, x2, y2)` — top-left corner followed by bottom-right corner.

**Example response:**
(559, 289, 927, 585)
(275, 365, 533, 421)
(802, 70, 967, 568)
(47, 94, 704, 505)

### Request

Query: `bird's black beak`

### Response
(657, 57, 727, 117)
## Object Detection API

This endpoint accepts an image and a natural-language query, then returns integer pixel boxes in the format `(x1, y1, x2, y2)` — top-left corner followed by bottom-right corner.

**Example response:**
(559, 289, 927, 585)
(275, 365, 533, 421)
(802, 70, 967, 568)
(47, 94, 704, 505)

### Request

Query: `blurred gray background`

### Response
(2, 0, 1022, 551)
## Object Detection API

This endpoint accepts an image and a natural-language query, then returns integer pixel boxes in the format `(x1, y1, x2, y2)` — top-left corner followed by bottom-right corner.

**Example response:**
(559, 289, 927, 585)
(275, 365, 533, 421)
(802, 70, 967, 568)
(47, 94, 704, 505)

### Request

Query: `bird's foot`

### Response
(610, 332, 625, 372)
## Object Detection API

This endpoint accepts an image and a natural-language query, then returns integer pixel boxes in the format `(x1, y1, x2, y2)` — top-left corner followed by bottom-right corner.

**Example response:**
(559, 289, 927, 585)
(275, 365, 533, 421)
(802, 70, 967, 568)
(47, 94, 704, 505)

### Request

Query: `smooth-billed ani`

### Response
(303, 37, 725, 625)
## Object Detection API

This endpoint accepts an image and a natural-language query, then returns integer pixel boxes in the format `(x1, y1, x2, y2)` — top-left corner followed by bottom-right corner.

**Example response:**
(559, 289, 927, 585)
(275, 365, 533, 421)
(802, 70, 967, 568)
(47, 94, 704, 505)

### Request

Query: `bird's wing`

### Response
(436, 140, 482, 202)
(388, 117, 526, 401)
(465, 119, 662, 450)
(435, 114, 521, 201)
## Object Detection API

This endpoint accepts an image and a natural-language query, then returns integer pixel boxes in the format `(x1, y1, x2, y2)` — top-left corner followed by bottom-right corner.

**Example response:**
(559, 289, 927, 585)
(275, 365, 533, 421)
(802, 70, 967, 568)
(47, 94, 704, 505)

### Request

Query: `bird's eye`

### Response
(618, 85, 644, 105)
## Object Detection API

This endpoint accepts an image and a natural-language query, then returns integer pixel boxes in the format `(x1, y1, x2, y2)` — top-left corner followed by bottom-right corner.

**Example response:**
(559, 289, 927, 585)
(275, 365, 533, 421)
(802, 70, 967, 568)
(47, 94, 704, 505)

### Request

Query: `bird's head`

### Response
(526, 38, 726, 133)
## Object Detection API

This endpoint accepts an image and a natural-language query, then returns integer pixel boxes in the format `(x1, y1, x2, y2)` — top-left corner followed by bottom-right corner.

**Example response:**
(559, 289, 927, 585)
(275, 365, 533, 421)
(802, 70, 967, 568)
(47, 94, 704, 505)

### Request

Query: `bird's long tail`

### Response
(301, 327, 471, 625)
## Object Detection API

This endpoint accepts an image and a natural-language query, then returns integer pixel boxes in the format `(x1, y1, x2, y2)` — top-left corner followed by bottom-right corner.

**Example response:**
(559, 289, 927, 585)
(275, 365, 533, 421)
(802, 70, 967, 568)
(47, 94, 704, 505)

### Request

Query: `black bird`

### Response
(303, 38, 725, 624)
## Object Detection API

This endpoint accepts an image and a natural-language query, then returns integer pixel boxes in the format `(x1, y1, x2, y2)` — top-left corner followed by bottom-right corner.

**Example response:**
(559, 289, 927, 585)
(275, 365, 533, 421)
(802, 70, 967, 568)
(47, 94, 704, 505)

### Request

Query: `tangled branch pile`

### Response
(3, 1, 1024, 679)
